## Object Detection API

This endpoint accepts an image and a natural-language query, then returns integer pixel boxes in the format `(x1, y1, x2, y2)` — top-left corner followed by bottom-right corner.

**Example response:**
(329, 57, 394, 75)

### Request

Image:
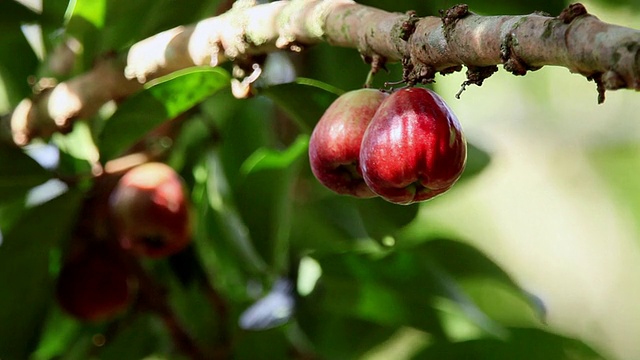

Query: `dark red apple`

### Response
(309, 89, 388, 197)
(56, 243, 134, 322)
(109, 162, 191, 258)
(360, 87, 466, 205)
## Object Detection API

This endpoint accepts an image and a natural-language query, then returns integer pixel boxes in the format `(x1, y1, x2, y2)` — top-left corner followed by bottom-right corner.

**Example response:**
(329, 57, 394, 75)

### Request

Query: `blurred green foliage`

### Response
(0, 0, 624, 359)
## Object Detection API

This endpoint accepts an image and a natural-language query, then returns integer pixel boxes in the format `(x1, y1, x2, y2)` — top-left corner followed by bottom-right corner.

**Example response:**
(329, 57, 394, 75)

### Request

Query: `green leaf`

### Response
(240, 135, 310, 175)
(0, 190, 84, 359)
(31, 307, 82, 360)
(296, 302, 398, 360)
(414, 240, 547, 337)
(53, 121, 100, 165)
(289, 197, 364, 254)
(65, 0, 106, 29)
(260, 78, 343, 133)
(98, 314, 172, 360)
(0, 17, 39, 108)
(233, 326, 291, 359)
(412, 327, 604, 360)
(64, 0, 105, 70)
(0, 146, 52, 202)
(102, 0, 214, 51)
(0, 2, 39, 29)
(98, 67, 230, 161)
(354, 196, 420, 243)
(0, 197, 27, 236)
(194, 149, 269, 284)
(300, 238, 546, 342)
(459, 141, 491, 182)
(211, 94, 300, 272)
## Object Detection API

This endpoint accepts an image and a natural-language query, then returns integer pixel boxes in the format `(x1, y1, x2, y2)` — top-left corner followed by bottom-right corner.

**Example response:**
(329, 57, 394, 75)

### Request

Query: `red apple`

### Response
(309, 89, 389, 197)
(360, 87, 466, 205)
(56, 243, 134, 322)
(109, 162, 191, 258)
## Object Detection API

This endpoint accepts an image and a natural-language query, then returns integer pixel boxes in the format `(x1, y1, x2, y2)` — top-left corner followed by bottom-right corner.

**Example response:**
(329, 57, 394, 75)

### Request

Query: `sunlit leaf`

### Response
(53, 121, 100, 165)
(98, 67, 230, 161)
(240, 135, 309, 175)
(65, 0, 106, 29)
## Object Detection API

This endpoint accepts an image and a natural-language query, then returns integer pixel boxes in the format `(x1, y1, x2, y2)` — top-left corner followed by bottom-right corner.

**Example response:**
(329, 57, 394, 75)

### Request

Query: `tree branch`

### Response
(5, 1, 640, 146)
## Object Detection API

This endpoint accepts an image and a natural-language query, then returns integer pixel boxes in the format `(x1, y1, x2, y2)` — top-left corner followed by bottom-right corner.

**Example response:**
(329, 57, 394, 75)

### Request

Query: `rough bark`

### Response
(5, 1, 640, 146)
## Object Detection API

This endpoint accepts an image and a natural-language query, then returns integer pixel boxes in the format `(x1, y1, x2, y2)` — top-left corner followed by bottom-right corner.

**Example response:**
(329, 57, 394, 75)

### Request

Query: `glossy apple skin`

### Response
(360, 87, 466, 205)
(309, 89, 388, 197)
(110, 162, 191, 258)
(56, 243, 133, 322)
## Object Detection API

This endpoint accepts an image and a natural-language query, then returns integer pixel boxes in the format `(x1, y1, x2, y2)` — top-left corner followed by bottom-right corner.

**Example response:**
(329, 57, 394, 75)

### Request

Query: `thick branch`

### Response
(6, 1, 640, 146)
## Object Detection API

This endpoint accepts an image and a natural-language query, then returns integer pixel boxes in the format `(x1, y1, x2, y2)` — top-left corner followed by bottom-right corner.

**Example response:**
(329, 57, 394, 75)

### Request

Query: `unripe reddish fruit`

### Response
(110, 162, 191, 258)
(360, 87, 466, 205)
(309, 89, 389, 197)
(56, 243, 134, 322)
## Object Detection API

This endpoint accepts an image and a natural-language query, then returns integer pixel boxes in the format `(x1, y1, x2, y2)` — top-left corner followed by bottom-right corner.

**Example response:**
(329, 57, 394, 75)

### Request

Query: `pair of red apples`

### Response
(309, 87, 467, 205)
(56, 162, 191, 322)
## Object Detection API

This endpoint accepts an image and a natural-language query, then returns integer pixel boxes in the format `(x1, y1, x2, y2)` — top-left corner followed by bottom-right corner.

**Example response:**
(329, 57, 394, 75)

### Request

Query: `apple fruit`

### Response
(109, 162, 191, 258)
(360, 87, 466, 205)
(309, 89, 388, 197)
(56, 243, 134, 322)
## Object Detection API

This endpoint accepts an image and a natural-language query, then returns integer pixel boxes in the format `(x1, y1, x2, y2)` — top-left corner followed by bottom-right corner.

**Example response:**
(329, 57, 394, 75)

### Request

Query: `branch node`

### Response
(363, 54, 387, 88)
(231, 59, 264, 99)
(558, 3, 588, 24)
(208, 41, 222, 67)
(396, 56, 436, 87)
(399, 10, 420, 42)
(501, 33, 530, 76)
(439, 65, 463, 76)
(276, 36, 305, 53)
(440, 4, 470, 41)
(587, 72, 607, 104)
(455, 65, 499, 99)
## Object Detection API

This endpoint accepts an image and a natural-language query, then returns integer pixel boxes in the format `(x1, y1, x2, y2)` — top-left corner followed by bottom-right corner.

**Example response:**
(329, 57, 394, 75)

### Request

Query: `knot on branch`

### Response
(399, 10, 420, 41)
(558, 3, 588, 24)
(587, 72, 607, 104)
(440, 4, 470, 41)
(231, 54, 266, 99)
(401, 56, 436, 85)
(362, 53, 388, 88)
(455, 65, 499, 99)
(500, 33, 539, 76)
